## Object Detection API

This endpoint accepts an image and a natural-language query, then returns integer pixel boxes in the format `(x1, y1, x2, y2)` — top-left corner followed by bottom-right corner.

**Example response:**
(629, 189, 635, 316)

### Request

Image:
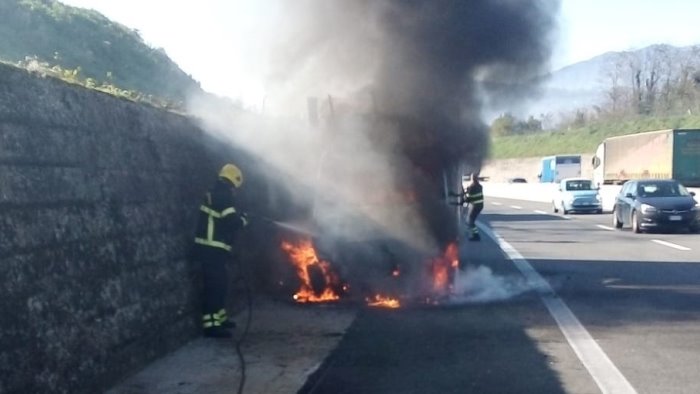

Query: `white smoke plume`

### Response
(450, 266, 531, 303)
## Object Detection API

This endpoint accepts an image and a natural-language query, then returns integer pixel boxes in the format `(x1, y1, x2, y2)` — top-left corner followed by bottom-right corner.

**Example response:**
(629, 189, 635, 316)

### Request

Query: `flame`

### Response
(431, 242, 459, 293)
(366, 294, 401, 308)
(281, 239, 341, 303)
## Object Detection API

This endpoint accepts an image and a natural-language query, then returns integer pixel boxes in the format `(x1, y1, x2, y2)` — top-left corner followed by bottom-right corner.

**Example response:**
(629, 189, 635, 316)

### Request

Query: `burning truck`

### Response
(278, 110, 469, 308)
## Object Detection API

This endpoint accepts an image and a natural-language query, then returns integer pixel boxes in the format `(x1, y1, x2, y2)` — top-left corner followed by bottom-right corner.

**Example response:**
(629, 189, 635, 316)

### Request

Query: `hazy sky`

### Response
(59, 0, 700, 109)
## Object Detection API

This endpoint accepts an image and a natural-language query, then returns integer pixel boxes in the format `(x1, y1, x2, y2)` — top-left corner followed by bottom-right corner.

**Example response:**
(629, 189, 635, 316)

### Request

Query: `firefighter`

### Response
(450, 173, 484, 241)
(191, 163, 249, 338)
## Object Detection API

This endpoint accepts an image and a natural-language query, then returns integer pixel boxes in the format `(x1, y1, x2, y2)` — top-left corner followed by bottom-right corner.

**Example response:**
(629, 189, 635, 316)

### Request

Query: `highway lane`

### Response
(479, 198, 700, 394)
(486, 197, 700, 257)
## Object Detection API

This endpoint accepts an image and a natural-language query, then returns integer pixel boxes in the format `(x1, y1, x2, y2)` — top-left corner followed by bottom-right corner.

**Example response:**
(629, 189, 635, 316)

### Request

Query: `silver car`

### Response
(553, 178, 603, 214)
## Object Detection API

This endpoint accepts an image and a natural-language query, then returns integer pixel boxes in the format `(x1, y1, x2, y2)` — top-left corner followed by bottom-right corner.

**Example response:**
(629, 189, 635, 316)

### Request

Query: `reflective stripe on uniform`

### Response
(203, 313, 214, 328)
(194, 238, 232, 251)
(220, 207, 236, 217)
(468, 192, 484, 204)
(195, 204, 235, 251)
(200, 205, 237, 218)
(214, 309, 227, 323)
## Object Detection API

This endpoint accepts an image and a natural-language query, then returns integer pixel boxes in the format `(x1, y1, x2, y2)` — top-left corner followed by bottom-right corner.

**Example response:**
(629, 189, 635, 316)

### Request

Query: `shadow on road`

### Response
(298, 305, 567, 394)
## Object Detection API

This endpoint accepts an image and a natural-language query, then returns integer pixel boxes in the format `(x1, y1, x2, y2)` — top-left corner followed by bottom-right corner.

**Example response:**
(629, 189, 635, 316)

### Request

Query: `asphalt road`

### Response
(298, 197, 700, 394)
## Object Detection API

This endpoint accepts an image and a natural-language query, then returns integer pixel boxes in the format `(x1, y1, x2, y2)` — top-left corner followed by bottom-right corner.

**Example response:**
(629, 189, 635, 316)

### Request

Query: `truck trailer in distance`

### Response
(538, 155, 582, 183)
(592, 129, 700, 187)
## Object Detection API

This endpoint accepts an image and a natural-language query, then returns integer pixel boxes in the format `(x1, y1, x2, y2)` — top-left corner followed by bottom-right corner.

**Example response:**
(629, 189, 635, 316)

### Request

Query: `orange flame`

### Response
(366, 294, 401, 308)
(431, 242, 459, 293)
(281, 239, 341, 303)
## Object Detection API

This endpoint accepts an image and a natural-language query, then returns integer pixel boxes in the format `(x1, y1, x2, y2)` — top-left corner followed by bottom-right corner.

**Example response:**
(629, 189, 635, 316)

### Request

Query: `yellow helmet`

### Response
(219, 163, 243, 188)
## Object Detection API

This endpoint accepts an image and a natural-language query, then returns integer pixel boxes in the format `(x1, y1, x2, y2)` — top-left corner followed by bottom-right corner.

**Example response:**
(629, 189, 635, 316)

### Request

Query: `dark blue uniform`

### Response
(191, 179, 248, 337)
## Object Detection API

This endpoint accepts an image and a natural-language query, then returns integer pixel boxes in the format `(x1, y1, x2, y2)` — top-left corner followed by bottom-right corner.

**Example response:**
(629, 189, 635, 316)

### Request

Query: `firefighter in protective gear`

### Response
(449, 173, 484, 241)
(191, 163, 249, 338)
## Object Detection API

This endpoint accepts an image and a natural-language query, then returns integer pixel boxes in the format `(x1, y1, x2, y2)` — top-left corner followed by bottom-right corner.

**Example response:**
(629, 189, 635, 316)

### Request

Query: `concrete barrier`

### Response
(481, 182, 700, 213)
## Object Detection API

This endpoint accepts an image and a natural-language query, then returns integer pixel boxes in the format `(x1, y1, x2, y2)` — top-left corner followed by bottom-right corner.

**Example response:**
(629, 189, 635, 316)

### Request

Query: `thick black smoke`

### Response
(374, 0, 559, 168)
(265, 0, 559, 247)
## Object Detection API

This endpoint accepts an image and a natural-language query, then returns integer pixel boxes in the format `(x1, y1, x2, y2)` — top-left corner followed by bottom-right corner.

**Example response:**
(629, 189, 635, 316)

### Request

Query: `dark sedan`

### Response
(612, 179, 699, 233)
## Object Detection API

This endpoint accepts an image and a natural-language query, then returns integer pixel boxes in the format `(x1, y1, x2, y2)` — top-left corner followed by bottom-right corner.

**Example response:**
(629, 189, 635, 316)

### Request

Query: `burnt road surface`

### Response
(298, 197, 700, 394)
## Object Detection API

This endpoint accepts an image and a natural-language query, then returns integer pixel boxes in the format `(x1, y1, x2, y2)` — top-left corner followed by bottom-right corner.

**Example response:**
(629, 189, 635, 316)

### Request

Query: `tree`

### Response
(490, 113, 516, 136)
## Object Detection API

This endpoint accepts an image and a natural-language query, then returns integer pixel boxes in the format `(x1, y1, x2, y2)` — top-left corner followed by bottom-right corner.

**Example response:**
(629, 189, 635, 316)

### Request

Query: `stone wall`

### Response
(0, 64, 288, 393)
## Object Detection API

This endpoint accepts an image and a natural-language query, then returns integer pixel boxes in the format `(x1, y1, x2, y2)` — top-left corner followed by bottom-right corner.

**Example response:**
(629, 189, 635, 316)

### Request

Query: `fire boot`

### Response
(204, 327, 233, 339)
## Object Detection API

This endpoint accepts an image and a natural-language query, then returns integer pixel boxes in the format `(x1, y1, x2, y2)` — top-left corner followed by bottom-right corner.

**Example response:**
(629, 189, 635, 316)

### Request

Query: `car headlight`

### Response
(641, 203, 657, 214)
(595, 194, 602, 201)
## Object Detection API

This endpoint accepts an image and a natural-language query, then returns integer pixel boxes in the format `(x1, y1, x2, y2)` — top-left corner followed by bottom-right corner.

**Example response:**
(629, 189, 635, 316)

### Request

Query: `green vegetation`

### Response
(490, 113, 542, 136)
(490, 115, 700, 159)
(0, 0, 202, 107)
(490, 44, 700, 159)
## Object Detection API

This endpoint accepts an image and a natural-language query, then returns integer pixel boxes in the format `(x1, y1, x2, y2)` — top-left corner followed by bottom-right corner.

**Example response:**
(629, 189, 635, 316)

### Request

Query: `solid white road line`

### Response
(492, 202, 503, 206)
(651, 239, 691, 251)
(534, 210, 548, 214)
(477, 223, 637, 394)
(510, 205, 523, 210)
(597, 225, 615, 231)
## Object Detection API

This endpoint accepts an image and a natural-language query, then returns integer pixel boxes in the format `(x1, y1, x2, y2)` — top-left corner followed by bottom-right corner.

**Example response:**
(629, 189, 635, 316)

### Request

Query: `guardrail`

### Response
(481, 182, 700, 213)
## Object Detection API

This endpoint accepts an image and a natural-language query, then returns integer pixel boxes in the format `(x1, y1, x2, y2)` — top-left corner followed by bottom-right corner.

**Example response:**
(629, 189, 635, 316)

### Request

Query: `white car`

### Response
(553, 178, 603, 214)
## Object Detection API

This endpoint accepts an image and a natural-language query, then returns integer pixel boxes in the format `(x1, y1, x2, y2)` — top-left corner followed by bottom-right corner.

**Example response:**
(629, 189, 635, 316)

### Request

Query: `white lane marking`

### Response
(510, 205, 523, 210)
(651, 239, 691, 251)
(562, 216, 572, 220)
(492, 202, 503, 206)
(534, 210, 548, 214)
(477, 223, 637, 394)
(597, 225, 615, 231)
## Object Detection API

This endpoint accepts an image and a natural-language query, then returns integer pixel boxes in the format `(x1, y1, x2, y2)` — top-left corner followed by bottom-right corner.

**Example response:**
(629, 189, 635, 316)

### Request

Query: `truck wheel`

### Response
(612, 209, 623, 229)
(632, 211, 641, 233)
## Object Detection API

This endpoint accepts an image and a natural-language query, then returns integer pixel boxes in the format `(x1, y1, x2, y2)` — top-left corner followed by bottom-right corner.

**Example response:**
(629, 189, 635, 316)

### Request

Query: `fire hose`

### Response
(233, 213, 316, 394)
(233, 255, 253, 394)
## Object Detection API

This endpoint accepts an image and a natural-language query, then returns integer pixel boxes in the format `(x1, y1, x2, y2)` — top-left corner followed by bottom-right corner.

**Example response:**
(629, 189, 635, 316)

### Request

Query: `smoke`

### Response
(187, 0, 560, 282)
(449, 266, 531, 303)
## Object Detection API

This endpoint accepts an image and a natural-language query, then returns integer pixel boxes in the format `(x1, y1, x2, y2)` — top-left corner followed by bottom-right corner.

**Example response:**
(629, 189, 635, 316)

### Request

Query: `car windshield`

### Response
(565, 180, 593, 191)
(637, 182, 691, 197)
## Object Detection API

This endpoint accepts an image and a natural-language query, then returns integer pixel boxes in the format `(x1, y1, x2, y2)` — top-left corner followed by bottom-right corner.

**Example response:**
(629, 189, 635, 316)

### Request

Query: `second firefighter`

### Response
(450, 173, 484, 241)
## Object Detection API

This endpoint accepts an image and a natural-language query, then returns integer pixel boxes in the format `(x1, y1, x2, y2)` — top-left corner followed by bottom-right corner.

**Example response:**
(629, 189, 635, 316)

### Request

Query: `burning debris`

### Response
(280, 238, 463, 308)
(280, 239, 342, 303)
(430, 242, 460, 296)
(365, 295, 401, 309)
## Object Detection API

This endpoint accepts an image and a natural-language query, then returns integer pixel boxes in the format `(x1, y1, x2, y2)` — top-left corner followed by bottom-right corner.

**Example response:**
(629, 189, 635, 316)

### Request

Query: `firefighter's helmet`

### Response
(219, 163, 244, 188)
